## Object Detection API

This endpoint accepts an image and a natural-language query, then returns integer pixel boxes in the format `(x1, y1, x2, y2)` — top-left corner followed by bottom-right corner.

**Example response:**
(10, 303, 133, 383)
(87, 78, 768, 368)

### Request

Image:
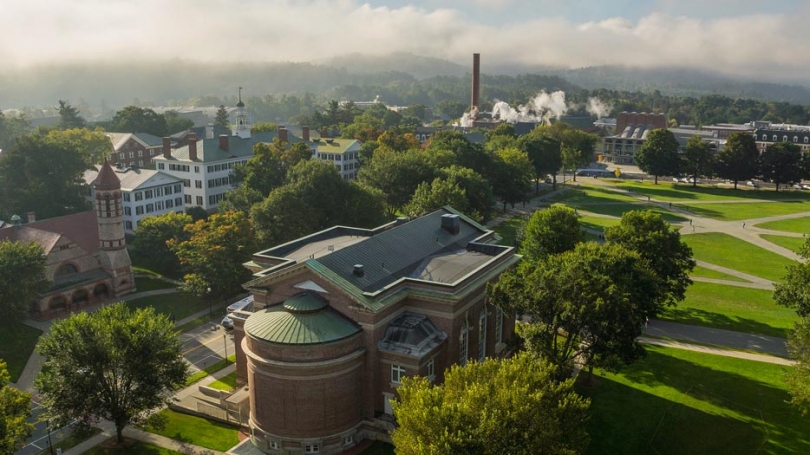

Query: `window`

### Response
(783, 135, 789, 142)
(138, 150, 143, 157)
(270, 441, 279, 450)
(174, 184, 182, 193)
(124, 206, 131, 216)
(773, 135, 778, 141)
(194, 166, 200, 173)
(805, 137, 809, 144)
(155, 201, 163, 211)
(128, 151, 134, 158)
(125, 221, 133, 230)
(794, 136, 799, 143)
(459, 323, 469, 366)
(195, 180, 202, 188)
(196, 196, 203, 206)
(122, 193, 131, 202)
(145, 203, 154, 213)
(158, 163, 165, 170)
(166, 199, 173, 208)
(119, 152, 126, 160)
(391, 364, 406, 384)
(426, 357, 435, 380)
(144, 189, 153, 199)
(176, 197, 183, 206)
(184, 195, 191, 204)
(304, 444, 319, 454)
(164, 186, 172, 195)
(479, 310, 487, 361)
(344, 436, 353, 446)
(135, 206, 144, 215)
(155, 187, 163, 197)
(495, 308, 504, 345)
(134, 192, 143, 201)
(183, 179, 190, 187)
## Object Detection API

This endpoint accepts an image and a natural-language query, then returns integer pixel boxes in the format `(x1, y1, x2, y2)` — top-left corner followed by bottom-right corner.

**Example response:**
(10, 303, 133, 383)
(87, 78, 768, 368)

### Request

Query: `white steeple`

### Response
(233, 87, 251, 139)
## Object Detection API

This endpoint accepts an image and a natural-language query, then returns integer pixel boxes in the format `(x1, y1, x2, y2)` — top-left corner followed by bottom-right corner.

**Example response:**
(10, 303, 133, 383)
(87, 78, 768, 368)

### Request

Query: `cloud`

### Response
(2, 0, 810, 81)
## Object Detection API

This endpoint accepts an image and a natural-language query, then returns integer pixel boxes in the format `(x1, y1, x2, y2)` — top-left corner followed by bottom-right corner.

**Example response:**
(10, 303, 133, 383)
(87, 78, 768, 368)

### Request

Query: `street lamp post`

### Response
(223, 333, 228, 365)
(207, 287, 213, 318)
(46, 420, 54, 455)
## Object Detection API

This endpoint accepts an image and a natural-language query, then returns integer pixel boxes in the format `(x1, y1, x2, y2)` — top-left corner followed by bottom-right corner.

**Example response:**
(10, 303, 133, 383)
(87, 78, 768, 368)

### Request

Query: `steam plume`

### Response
(491, 90, 568, 124)
(586, 97, 612, 118)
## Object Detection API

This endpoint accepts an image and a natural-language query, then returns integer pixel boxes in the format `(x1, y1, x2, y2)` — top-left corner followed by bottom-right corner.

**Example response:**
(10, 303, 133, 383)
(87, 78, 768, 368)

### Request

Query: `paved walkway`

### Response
(645, 318, 789, 358)
(638, 337, 795, 366)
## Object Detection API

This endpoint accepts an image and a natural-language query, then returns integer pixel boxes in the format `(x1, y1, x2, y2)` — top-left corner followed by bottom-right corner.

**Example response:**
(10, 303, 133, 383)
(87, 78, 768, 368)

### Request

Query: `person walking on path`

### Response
(743, 222, 746, 229)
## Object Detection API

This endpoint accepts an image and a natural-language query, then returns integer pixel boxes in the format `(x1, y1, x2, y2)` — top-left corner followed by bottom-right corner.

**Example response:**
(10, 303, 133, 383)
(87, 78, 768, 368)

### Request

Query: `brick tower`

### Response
(92, 160, 135, 296)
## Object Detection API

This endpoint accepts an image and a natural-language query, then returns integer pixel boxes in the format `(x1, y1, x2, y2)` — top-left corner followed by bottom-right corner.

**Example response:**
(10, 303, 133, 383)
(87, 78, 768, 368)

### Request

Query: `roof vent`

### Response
(353, 264, 365, 277)
(441, 214, 460, 235)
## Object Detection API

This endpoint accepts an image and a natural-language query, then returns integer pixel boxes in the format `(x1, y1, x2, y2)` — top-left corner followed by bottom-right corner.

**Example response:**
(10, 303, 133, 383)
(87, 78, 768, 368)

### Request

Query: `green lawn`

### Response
(0, 321, 42, 382)
(86, 440, 182, 454)
(682, 233, 793, 282)
(134, 277, 176, 292)
(690, 265, 749, 283)
(126, 293, 212, 321)
(680, 201, 810, 221)
(550, 186, 640, 204)
(569, 203, 687, 223)
(610, 180, 810, 202)
(580, 345, 810, 455)
(208, 371, 238, 391)
(659, 282, 796, 338)
(145, 409, 239, 452)
(755, 216, 810, 234)
(761, 234, 806, 253)
(493, 215, 526, 247)
(579, 216, 620, 232)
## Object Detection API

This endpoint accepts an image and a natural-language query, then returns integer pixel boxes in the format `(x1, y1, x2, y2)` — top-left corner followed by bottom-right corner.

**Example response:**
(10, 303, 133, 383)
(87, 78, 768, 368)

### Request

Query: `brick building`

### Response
(228, 208, 519, 454)
(106, 132, 163, 168)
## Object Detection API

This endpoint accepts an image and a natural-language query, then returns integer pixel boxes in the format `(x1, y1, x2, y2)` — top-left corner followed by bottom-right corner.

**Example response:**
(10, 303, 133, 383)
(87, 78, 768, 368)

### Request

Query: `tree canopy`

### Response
(214, 105, 230, 129)
(634, 128, 680, 184)
(131, 212, 193, 276)
(391, 352, 590, 455)
(715, 132, 760, 189)
(57, 100, 86, 129)
(520, 206, 584, 261)
(0, 240, 48, 322)
(759, 141, 803, 192)
(488, 242, 666, 378)
(681, 136, 714, 186)
(0, 359, 33, 454)
(605, 210, 695, 305)
(104, 106, 168, 137)
(44, 127, 112, 166)
(492, 147, 533, 211)
(35, 304, 188, 444)
(518, 131, 562, 192)
(357, 149, 436, 216)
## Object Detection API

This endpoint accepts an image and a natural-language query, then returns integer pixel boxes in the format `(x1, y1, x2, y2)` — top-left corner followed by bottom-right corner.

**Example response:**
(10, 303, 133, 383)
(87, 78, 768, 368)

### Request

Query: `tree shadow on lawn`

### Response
(659, 307, 787, 339)
(572, 203, 688, 223)
(621, 350, 809, 452)
(581, 350, 810, 454)
(619, 182, 704, 201)
(550, 187, 637, 204)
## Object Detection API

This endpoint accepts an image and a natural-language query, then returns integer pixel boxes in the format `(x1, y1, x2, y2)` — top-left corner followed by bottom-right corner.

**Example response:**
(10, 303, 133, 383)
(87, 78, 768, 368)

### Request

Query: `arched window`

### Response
(783, 135, 789, 142)
(794, 136, 799, 143)
(805, 137, 809, 144)
(55, 263, 78, 278)
(773, 135, 778, 141)
(762, 134, 768, 141)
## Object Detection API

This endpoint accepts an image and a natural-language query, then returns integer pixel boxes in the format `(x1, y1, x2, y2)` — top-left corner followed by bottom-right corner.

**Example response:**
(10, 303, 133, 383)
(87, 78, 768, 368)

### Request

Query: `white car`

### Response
(746, 180, 759, 188)
(221, 315, 234, 330)
(802, 184, 810, 191)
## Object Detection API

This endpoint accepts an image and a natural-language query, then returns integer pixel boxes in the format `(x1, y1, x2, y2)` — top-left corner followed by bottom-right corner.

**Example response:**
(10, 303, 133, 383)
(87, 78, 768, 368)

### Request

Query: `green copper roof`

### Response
(245, 292, 360, 345)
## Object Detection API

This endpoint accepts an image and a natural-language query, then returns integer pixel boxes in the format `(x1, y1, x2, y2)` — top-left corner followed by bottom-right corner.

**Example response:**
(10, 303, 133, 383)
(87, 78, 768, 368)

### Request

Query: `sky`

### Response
(1, 0, 808, 81)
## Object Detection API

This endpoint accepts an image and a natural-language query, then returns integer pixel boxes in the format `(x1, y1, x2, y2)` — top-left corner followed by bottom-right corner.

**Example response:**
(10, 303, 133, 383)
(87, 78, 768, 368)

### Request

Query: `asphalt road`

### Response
(15, 400, 71, 455)
(179, 320, 235, 373)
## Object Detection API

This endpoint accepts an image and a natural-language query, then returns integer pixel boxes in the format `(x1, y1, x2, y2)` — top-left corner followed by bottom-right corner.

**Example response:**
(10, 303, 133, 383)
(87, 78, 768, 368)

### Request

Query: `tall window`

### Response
(478, 310, 487, 362)
(391, 364, 406, 384)
(495, 308, 504, 345)
(459, 323, 469, 366)
(304, 444, 319, 454)
(426, 357, 435, 380)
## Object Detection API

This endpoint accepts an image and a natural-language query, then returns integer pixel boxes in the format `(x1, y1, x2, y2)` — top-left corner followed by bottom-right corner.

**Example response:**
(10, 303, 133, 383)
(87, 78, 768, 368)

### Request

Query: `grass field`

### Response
(580, 345, 810, 455)
(550, 186, 640, 204)
(755, 216, 810, 234)
(566, 203, 688, 222)
(145, 409, 239, 452)
(208, 371, 238, 391)
(134, 277, 176, 292)
(761, 235, 806, 254)
(493, 215, 526, 247)
(579, 215, 620, 232)
(690, 265, 749, 282)
(126, 293, 211, 321)
(659, 282, 795, 338)
(86, 440, 182, 454)
(609, 181, 810, 202)
(0, 321, 42, 382)
(680, 201, 810, 221)
(682, 233, 794, 282)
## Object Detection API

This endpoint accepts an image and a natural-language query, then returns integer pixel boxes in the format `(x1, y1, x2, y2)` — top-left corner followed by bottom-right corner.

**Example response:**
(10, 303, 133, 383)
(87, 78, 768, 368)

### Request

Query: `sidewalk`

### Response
(645, 319, 789, 357)
(639, 336, 794, 366)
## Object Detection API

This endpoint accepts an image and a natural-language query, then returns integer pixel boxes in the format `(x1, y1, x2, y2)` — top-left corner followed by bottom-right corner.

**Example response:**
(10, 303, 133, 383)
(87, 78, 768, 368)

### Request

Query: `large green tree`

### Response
(488, 242, 666, 378)
(760, 141, 803, 192)
(163, 110, 194, 135)
(520, 206, 584, 261)
(0, 359, 33, 454)
(44, 127, 112, 166)
(131, 212, 193, 276)
(492, 147, 533, 212)
(605, 210, 695, 305)
(404, 178, 468, 219)
(0, 111, 31, 151)
(106, 106, 168, 137)
(439, 165, 493, 222)
(774, 238, 810, 318)
(715, 132, 760, 189)
(357, 149, 435, 216)
(169, 210, 257, 300)
(391, 352, 590, 455)
(214, 105, 230, 129)
(635, 128, 681, 184)
(0, 240, 48, 321)
(35, 304, 187, 444)
(681, 135, 715, 187)
(0, 132, 91, 221)
(426, 131, 494, 180)
(518, 132, 562, 192)
(57, 100, 86, 129)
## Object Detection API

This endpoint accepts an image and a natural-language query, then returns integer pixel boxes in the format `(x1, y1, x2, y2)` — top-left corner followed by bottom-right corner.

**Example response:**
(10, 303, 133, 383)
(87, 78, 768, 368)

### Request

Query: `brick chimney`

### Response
(302, 126, 310, 142)
(188, 133, 198, 161)
(162, 137, 171, 158)
(471, 53, 480, 111)
(219, 134, 229, 152)
(26, 211, 35, 223)
(278, 127, 288, 144)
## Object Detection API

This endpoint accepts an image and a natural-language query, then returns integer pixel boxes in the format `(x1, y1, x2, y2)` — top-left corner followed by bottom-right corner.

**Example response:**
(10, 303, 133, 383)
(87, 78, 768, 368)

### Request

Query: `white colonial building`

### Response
(312, 138, 362, 180)
(84, 165, 184, 234)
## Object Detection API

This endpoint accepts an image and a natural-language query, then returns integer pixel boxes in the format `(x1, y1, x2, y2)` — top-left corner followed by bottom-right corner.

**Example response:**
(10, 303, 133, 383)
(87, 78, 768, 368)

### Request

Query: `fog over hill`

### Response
(2, 53, 810, 113)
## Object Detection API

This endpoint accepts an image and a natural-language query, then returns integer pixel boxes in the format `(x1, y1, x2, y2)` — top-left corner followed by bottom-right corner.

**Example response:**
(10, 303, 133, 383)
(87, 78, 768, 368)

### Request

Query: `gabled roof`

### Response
(107, 132, 163, 150)
(84, 166, 182, 191)
(0, 211, 99, 255)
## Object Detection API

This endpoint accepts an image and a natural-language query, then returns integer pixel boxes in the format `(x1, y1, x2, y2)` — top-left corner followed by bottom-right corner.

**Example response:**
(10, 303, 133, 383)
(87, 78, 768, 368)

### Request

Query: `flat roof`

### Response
(409, 249, 492, 284)
(284, 235, 369, 262)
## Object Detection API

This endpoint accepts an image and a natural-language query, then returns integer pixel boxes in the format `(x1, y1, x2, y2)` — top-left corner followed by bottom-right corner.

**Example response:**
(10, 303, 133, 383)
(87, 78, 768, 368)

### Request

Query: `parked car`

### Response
(803, 184, 810, 190)
(544, 176, 553, 184)
(746, 180, 759, 188)
(221, 315, 234, 330)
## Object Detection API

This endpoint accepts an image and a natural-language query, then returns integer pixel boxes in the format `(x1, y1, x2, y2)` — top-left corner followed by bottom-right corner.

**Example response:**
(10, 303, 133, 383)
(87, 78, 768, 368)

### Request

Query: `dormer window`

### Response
(794, 136, 799, 143)
(773, 135, 778, 141)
